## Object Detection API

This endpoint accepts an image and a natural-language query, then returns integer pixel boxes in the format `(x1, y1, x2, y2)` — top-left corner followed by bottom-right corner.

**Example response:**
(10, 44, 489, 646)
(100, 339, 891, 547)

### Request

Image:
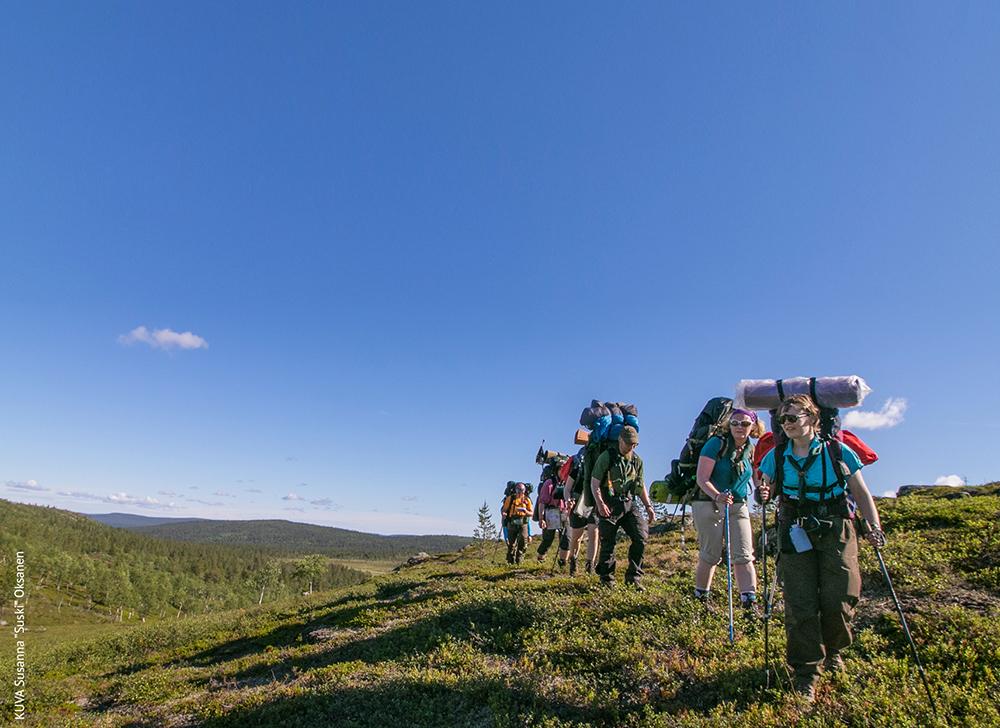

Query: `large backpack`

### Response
(573, 400, 640, 517)
(657, 397, 734, 503)
(758, 383, 878, 506)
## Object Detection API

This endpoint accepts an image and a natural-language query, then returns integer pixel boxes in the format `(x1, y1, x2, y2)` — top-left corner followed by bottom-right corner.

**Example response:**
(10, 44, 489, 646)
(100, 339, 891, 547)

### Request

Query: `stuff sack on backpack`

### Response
(620, 402, 639, 432)
(736, 375, 872, 411)
(661, 397, 734, 502)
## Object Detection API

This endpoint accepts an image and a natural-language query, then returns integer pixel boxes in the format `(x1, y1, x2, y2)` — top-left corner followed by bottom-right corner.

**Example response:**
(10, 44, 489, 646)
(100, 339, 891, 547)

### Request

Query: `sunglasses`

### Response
(729, 420, 753, 428)
(779, 413, 809, 424)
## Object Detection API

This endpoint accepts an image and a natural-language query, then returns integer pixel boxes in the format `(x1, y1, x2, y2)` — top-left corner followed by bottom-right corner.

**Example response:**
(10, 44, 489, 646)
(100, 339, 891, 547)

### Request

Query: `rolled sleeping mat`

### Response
(735, 375, 872, 410)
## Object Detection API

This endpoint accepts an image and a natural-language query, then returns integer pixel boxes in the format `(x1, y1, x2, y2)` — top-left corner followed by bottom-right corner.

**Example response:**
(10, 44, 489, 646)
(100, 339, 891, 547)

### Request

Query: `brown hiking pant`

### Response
(778, 516, 861, 682)
(506, 520, 528, 564)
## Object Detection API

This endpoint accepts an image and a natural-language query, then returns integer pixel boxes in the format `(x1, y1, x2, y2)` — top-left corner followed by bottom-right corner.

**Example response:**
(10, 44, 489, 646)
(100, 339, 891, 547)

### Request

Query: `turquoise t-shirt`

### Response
(699, 435, 753, 502)
(758, 437, 863, 501)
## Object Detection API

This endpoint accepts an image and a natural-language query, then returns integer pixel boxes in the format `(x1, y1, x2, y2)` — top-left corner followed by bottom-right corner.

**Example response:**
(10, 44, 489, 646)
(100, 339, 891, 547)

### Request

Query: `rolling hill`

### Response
(6, 486, 999, 726)
(0, 500, 369, 626)
(107, 518, 472, 559)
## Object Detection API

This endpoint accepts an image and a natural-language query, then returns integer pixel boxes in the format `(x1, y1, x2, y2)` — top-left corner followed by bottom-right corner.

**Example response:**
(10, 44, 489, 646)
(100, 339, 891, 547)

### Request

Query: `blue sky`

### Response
(2, 4, 998, 534)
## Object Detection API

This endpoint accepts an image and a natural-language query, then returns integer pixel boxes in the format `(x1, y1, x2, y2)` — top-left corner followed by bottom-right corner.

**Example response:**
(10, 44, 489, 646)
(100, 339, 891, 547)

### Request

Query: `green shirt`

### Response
(592, 449, 645, 501)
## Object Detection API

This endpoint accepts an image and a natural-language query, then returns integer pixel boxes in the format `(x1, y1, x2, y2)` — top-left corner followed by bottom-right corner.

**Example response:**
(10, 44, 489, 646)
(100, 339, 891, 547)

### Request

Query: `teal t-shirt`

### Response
(758, 437, 863, 501)
(699, 435, 753, 502)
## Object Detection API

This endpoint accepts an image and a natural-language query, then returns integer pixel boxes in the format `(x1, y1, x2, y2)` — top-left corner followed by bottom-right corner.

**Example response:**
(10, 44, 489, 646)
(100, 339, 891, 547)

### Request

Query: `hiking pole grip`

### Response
(873, 545, 938, 718)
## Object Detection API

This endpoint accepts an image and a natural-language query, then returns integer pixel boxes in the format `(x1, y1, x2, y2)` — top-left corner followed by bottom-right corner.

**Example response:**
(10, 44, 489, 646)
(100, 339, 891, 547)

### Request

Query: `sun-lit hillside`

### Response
(4, 488, 998, 727)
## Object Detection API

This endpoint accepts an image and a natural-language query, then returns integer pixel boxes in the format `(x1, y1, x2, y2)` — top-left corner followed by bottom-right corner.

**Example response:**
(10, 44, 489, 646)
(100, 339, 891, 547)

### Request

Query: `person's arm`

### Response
(846, 470, 884, 546)
(637, 461, 655, 520)
(591, 475, 610, 518)
(590, 453, 611, 518)
(696, 455, 733, 506)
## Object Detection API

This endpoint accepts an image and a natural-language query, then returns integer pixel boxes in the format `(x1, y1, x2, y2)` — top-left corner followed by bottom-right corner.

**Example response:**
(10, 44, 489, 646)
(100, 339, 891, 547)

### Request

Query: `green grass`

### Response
(3, 492, 1000, 727)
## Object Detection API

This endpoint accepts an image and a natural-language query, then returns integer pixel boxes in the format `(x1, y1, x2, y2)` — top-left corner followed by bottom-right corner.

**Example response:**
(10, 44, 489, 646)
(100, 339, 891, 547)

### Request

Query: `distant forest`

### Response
(0, 500, 369, 621)
(124, 519, 472, 559)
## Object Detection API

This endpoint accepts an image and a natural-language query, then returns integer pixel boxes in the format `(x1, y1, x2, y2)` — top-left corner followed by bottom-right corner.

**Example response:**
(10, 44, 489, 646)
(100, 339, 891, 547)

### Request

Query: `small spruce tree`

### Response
(473, 502, 498, 557)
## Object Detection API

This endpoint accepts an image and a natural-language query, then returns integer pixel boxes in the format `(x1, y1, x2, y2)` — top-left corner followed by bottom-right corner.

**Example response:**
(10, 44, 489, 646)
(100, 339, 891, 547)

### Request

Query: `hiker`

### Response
(591, 425, 656, 589)
(565, 458, 599, 576)
(535, 466, 570, 565)
(501, 483, 533, 564)
(757, 394, 885, 703)
(692, 408, 765, 613)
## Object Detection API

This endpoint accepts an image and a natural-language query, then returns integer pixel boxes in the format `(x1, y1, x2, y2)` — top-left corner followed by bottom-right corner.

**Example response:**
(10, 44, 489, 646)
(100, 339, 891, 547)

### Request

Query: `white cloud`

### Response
(283, 493, 303, 501)
(246, 488, 262, 493)
(118, 326, 208, 351)
(934, 475, 966, 487)
(58, 490, 175, 510)
(158, 490, 177, 497)
(213, 490, 237, 498)
(6, 480, 48, 492)
(187, 498, 224, 506)
(842, 398, 907, 430)
(881, 489, 897, 498)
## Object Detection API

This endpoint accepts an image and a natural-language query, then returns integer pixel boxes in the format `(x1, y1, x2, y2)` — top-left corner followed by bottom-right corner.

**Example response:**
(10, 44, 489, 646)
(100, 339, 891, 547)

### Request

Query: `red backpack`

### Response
(752, 429, 878, 478)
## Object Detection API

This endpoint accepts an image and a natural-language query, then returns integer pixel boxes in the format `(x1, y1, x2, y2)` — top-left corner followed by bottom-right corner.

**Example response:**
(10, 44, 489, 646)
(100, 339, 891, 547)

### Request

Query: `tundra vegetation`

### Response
(2, 487, 999, 726)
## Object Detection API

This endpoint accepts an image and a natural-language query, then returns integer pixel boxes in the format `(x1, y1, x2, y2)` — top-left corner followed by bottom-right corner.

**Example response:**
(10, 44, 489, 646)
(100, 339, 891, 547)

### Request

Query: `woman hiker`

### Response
(757, 394, 885, 703)
(692, 408, 766, 613)
(535, 464, 571, 566)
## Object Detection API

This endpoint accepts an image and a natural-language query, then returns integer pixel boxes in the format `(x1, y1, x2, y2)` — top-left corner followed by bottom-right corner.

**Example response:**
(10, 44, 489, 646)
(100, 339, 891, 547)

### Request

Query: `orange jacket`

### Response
(502, 494, 533, 518)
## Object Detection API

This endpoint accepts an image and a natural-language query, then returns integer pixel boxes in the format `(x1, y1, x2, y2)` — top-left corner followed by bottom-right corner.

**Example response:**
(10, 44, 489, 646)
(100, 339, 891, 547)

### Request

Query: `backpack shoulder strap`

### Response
(773, 441, 786, 492)
(825, 439, 849, 490)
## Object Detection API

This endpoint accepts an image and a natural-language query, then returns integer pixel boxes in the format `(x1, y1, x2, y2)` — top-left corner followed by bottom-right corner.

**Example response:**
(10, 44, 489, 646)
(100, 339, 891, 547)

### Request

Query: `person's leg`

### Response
(695, 560, 718, 591)
(780, 548, 823, 692)
(594, 519, 619, 585)
(514, 523, 528, 563)
(621, 505, 649, 586)
(585, 522, 599, 569)
(537, 528, 556, 559)
(730, 504, 758, 609)
(692, 501, 724, 597)
(505, 524, 517, 564)
(557, 527, 570, 563)
(817, 518, 861, 667)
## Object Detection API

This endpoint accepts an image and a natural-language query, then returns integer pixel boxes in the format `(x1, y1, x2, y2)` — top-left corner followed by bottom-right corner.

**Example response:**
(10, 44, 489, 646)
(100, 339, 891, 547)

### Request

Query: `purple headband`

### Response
(730, 408, 758, 424)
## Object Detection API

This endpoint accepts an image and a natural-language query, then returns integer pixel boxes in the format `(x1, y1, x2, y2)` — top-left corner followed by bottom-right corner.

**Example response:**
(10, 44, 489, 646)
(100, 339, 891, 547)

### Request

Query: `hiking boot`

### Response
(536, 553, 545, 563)
(793, 677, 817, 704)
(824, 652, 845, 673)
(558, 558, 566, 569)
(568, 556, 577, 576)
(741, 597, 760, 619)
(585, 560, 594, 575)
(627, 581, 645, 593)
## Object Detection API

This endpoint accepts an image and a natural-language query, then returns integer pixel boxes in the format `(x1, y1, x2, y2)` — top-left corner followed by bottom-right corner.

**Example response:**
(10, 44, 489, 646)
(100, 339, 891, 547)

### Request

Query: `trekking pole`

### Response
(759, 503, 771, 687)
(724, 497, 734, 644)
(873, 542, 938, 718)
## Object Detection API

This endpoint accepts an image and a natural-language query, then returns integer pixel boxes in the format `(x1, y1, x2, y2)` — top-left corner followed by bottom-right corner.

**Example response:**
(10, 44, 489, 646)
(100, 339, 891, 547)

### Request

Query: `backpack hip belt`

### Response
(778, 495, 850, 522)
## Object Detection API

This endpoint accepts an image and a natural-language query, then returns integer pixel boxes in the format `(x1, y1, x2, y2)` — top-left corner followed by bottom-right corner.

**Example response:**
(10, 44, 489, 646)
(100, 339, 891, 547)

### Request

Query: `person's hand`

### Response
(757, 484, 770, 503)
(714, 491, 734, 506)
(596, 499, 611, 518)
(539, 519, 547, 530)
(645, 503, 655, 522)
(865, 527, 887, 548)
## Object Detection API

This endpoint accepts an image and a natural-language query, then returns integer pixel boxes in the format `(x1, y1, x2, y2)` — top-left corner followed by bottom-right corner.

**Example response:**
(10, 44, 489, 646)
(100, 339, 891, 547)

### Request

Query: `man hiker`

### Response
(502, 482, 533, 564)
(591, 425, 656, 589)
